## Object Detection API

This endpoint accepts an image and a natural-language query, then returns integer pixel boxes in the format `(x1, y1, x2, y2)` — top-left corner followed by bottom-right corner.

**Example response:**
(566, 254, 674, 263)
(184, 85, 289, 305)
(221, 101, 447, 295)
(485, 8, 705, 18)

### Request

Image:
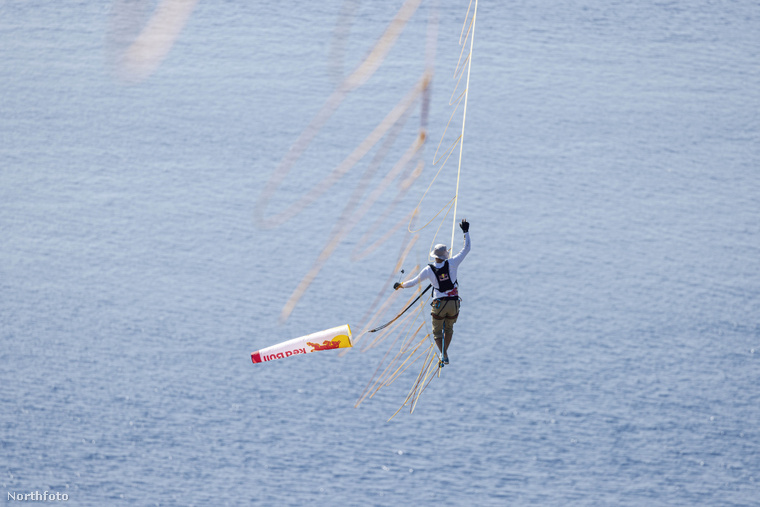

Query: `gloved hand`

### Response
(393, 282, 403, 290)
(459, 219, 469, 233)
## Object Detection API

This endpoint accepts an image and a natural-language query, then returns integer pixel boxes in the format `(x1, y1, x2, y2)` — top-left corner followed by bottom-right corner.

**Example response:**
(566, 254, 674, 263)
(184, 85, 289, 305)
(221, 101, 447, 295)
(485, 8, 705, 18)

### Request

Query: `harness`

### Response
(431, 298, 460, 320)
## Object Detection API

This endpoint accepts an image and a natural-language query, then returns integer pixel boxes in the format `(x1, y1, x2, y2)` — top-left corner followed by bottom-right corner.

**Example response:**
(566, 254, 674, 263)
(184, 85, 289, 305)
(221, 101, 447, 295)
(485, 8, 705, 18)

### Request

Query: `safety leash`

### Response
(369, 285, 432, 333)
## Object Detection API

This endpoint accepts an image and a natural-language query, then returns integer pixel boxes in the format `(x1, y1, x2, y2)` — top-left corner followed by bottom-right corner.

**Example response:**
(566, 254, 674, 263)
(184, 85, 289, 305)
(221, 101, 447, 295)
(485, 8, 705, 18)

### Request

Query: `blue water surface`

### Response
(1, 1, 758, 505)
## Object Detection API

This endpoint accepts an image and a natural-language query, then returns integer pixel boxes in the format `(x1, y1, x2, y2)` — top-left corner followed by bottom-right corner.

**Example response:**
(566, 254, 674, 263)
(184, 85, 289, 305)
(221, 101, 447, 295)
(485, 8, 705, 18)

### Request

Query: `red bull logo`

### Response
(250, 326, 352, 365)
(307, 339, 342, 351)
(306, 334, 351, 351)
(251, 348, 307, 364)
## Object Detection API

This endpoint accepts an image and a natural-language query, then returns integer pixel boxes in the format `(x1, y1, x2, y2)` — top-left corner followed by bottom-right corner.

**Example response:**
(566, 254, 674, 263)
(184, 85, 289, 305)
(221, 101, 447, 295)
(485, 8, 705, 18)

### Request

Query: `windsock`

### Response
(251, 324, 352, 364)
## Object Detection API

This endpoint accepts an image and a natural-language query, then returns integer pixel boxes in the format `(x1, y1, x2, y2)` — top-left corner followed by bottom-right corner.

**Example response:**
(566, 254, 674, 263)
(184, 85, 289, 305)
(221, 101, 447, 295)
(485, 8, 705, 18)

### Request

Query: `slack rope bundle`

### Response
(250, 0, 479, 421)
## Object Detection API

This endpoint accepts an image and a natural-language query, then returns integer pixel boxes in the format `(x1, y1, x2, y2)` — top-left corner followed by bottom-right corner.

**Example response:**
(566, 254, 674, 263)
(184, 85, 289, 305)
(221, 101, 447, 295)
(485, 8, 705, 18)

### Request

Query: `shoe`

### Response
(443, 355, 449, 365)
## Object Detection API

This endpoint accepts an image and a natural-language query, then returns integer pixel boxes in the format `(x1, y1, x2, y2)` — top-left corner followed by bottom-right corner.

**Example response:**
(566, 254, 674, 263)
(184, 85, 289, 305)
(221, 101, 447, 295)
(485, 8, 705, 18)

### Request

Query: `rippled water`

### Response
(2, 1, 758, 505)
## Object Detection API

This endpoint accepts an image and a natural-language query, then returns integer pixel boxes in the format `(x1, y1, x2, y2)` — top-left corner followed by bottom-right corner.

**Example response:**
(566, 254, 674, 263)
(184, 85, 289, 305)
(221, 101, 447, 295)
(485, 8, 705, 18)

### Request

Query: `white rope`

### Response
(450, 0, 477, 250)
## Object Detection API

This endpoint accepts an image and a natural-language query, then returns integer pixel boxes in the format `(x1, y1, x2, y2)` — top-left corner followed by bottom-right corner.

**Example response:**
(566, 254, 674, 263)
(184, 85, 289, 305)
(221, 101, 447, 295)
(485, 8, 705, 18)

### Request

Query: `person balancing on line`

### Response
(394, 219, 471, 366)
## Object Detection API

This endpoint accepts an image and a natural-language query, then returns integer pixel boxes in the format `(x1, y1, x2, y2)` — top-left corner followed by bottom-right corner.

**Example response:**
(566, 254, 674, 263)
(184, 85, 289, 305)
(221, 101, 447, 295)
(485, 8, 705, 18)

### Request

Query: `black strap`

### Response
(369, 284, 432, 333)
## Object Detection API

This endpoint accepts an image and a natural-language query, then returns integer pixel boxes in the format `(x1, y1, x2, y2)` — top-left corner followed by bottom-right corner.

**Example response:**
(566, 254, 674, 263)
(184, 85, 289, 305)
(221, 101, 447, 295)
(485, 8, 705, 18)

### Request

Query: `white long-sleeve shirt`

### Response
(401, 232, 471, 299)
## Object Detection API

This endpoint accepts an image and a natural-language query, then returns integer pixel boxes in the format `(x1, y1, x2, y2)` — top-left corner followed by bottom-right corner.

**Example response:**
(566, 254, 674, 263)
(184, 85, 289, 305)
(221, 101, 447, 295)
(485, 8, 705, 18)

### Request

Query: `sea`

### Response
(1, 1, 758, 505)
